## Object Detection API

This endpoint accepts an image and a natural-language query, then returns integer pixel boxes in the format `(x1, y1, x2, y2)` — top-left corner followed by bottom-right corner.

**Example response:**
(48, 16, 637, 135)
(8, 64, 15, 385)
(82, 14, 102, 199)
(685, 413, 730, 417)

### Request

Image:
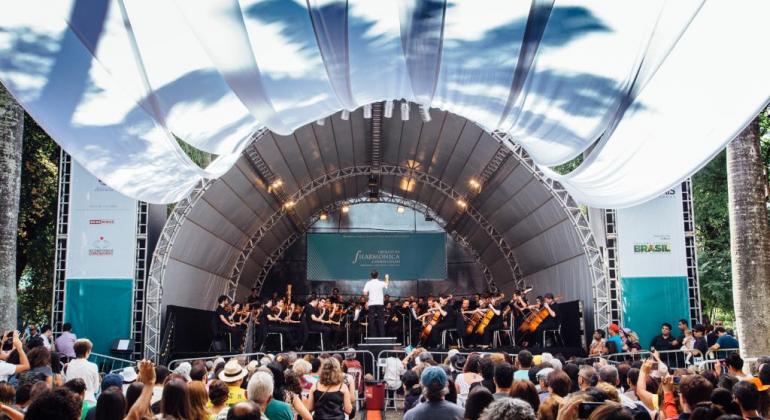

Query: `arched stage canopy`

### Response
(1, 1, 769, 208)
(144, 107, 607, 361)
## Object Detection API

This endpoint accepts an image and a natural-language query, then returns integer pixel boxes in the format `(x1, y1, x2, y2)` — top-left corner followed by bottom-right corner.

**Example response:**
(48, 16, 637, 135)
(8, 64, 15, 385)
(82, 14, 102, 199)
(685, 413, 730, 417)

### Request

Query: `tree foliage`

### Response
(16, 114, 58, 325)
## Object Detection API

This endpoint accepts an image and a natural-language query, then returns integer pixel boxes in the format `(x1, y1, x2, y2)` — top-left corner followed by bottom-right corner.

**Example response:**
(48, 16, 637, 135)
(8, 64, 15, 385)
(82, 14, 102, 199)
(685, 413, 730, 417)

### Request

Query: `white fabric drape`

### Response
(0, 0, 768, 206)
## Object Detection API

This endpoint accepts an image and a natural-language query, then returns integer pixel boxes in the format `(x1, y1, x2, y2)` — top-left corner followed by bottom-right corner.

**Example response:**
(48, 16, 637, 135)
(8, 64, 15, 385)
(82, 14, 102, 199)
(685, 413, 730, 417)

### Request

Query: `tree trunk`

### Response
(726, 116, 770, 358)
(0, 83, 24, 332)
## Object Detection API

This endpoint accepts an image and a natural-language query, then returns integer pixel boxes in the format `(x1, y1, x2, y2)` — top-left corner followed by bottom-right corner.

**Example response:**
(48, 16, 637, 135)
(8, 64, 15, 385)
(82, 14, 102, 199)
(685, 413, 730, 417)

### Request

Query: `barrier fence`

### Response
(87, 352, 134, 375)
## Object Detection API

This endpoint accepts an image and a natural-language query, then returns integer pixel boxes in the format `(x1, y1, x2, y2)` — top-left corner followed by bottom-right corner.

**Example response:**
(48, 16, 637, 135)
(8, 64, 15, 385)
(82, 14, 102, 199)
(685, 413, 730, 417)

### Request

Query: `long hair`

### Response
(160, 378, 191, 419)
(319, 358, 344, 387)
(94, 387, 126, 420)
(464, 387, 494, 420)
(510, 381, 540, 412)
(187, 381, 210, 420)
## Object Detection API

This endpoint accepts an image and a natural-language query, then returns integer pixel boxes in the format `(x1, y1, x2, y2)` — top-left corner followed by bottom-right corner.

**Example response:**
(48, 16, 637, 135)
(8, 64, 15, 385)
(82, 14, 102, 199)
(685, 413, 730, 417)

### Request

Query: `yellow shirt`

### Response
(225, 385, 247, 406)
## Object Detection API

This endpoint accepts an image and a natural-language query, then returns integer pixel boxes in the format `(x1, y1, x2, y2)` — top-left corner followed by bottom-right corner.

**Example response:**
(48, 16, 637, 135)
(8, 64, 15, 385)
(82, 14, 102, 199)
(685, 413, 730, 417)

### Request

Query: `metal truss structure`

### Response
(249, 193, 498, 294)
(223, 164, 522, 299)
(144, 179, 216, 362)
(490, 131, 610, 330)
(51, 151, 72, 334)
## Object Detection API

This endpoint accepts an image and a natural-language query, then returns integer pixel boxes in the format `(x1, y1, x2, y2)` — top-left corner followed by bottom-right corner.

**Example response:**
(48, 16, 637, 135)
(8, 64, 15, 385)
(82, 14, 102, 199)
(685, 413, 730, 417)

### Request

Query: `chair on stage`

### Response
(492, 313, 515, 348)
(441, 329, 463, 348)
(260, 332, 285, 352)
(542, 324, 564, 347)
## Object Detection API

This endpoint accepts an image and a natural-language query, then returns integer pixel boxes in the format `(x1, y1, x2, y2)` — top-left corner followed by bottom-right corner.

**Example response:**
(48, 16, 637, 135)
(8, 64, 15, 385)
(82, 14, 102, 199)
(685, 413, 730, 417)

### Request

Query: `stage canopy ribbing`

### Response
(1, 1, 769, 208)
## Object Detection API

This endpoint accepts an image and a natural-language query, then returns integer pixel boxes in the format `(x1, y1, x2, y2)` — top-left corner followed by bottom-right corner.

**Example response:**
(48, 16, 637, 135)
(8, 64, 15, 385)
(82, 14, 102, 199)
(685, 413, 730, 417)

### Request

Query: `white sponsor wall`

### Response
(65, 162, 138, 280)
(616, 186, 687, 278)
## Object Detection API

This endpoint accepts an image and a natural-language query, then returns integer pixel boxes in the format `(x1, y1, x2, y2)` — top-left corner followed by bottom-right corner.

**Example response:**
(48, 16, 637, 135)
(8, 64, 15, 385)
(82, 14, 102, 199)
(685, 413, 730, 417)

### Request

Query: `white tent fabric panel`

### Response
(513, 219, 584, 273)
(1, 1, 769, 206)
(162, 263, 229, 312)
(519, 256, 593, 325)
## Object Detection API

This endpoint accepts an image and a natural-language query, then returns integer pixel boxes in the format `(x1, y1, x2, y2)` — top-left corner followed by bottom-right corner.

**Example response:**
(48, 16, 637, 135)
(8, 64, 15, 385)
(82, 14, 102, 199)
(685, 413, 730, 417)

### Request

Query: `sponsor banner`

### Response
(616, 185, 690, 337)
(616, 185, 687, 278)
(65, 162, 137, 280)
(306, 232, 447, 280)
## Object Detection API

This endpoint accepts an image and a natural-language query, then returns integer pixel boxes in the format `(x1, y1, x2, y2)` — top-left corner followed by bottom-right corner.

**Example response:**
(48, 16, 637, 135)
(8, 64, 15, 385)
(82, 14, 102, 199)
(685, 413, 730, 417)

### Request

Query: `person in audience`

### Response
(62, 378, 91, 420)
(589, 329, 606, 356)
(598, 365, 635, 405)
(125, 383, 150, 419)
(121, 366, 138, 394)
(207, 380, 230, 419)
(578, 366, 597, 391)
(151, 365, 171, 410)
(509, 381, 540, 412)
(190, 362, 207, 384)
(472, 358, 496, 394)
(725, 353, 752, 380)
(157, 378, 191, 420)
(588, 402, 634, 420)
(678, 373, 715, 419)
(562, 363, 580, 393)
(535, 368, 554, 402)
(456, 353, 483, 407)
(186, 380, 210, 420)
(706, 321, 723, 347)
(734, 381, 764, 420)
(402, 370, 422, 414)
(218, 360, 248, 406)
(91, 386, 126, 420)
(624, 368, 640, 401)
(677, 319, 690, 343)
(463, 387, 494, 420)
(621, 329, 642, 352)
(479, 397, 536, 420)
(22, 388, 81, 420)
(304, 357, 352, 419)
(63, 339, 100, 403)
(55, 324, 77, 360)
(710, 327, 740, 352)
(404, 366, 464, 420)
(247, 371, 293, 420)
(650, 323, 679, 351)
(226, 401, 262, 420)
(0, 332, 29, 382)
(282, 370, 313, 420)
(492, 362, 514, 400)
(514, 351, 533, 382)
(692, 324, 709, 357)
(710, 387, 742, 417)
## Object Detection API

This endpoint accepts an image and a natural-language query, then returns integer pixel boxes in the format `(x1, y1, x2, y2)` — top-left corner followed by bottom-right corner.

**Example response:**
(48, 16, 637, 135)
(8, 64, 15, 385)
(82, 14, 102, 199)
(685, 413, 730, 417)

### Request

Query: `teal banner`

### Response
(307, 232, 447, 280)
(621, 276, 690, 348)
(65, 279, 133, 355)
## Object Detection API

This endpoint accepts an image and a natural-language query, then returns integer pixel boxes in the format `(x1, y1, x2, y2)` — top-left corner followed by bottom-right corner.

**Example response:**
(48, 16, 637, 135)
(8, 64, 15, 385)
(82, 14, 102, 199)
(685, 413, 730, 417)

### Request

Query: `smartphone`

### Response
(651, 362, 659, 370)
(673, 376, 682, 385)
(578, 402, 604, 419)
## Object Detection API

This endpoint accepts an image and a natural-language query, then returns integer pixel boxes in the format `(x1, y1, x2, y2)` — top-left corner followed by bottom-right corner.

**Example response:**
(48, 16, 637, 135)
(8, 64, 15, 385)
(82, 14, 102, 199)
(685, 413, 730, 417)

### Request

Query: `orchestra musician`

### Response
(418, 295, 457, 348)
(266, 300, 298, 349)
(305, 296, 333, 348)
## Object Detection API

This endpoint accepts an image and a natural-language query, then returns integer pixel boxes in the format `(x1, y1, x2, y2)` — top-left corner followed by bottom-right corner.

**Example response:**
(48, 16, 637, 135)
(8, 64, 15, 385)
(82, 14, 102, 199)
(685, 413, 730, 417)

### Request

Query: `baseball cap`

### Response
(609, 324, 620, 333)
(102, 373, 124, 391)
(421, 366, 447, 389)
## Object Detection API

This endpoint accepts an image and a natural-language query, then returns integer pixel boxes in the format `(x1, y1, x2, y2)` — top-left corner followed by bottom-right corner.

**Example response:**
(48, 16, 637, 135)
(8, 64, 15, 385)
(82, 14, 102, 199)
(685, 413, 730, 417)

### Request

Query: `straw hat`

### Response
(218, 360, 248, 383)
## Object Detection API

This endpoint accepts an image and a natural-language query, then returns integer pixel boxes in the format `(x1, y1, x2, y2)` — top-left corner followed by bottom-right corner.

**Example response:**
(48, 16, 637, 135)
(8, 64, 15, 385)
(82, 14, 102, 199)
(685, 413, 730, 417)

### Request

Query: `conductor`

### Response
(363, 270, 389, 337)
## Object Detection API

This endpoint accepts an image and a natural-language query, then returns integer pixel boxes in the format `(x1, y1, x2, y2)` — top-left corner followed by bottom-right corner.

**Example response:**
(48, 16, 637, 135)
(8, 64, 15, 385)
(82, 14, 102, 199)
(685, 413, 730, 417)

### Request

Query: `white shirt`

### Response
(363, 278, 387, 306)
(41, 334, 52, 351)
(0, 361, 17, 382)
(64, 358, 101, 402)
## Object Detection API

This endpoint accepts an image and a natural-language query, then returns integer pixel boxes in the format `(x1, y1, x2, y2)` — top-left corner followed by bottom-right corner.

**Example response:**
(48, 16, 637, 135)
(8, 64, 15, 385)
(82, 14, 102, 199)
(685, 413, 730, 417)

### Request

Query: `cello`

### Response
(419, 308, 442, 344)
(475, 296, 500, 336)
(517, 295, 560, 334)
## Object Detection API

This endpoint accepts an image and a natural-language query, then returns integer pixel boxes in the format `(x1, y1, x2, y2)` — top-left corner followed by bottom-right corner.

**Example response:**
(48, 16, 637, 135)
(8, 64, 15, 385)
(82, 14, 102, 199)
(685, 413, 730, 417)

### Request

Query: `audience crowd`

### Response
(0, 320, 761, 420)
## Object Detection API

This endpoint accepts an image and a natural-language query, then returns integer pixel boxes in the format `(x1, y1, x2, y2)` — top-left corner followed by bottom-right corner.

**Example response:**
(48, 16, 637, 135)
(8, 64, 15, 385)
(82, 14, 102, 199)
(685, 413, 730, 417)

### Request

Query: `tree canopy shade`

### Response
(0, 1, 768, 207)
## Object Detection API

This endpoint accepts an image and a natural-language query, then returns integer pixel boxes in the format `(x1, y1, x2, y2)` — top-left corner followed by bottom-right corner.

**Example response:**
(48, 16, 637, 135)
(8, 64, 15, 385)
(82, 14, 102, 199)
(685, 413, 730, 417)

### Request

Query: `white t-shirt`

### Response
(64, 358, 101, 402)
(0, 361, 17, 382)
(363, 278, 387, 306)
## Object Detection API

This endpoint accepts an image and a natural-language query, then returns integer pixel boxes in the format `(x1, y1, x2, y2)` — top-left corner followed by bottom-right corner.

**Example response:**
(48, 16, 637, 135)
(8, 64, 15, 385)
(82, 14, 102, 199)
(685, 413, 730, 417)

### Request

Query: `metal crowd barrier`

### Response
(169, 351, 268, 370)
(88, 352, 134, 374)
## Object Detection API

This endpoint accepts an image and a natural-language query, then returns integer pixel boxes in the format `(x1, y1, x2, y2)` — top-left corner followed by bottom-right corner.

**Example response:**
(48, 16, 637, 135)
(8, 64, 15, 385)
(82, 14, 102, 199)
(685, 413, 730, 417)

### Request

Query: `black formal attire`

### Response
(211, 306, 234, 350)
(428, 306, 458, 348)
(305, 306, 332, 350)
(533, 303, 560, 347)
(649, 334, 677, 351)
(267, 311, 296, 349)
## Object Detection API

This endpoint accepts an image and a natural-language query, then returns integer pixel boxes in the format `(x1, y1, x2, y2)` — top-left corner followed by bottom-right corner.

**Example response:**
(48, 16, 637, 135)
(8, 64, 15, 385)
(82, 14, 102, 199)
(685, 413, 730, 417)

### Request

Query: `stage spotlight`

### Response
(319, 212, 328, 221)
(469, 178, 481, 191)
(268, 179, 283, 192)
(283, 200, 295, 210)
(397, 206, 406, 214)
(419, 104, 431, 122)
(384, 100, 394, 118)
(316, 118, 325, 126)
(363, 104, 372, 119)
(341, 204, 350, 213)
(401, 101, 410, 121)
(341, 109, 350, 120)
(456, 198, 468, 209)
